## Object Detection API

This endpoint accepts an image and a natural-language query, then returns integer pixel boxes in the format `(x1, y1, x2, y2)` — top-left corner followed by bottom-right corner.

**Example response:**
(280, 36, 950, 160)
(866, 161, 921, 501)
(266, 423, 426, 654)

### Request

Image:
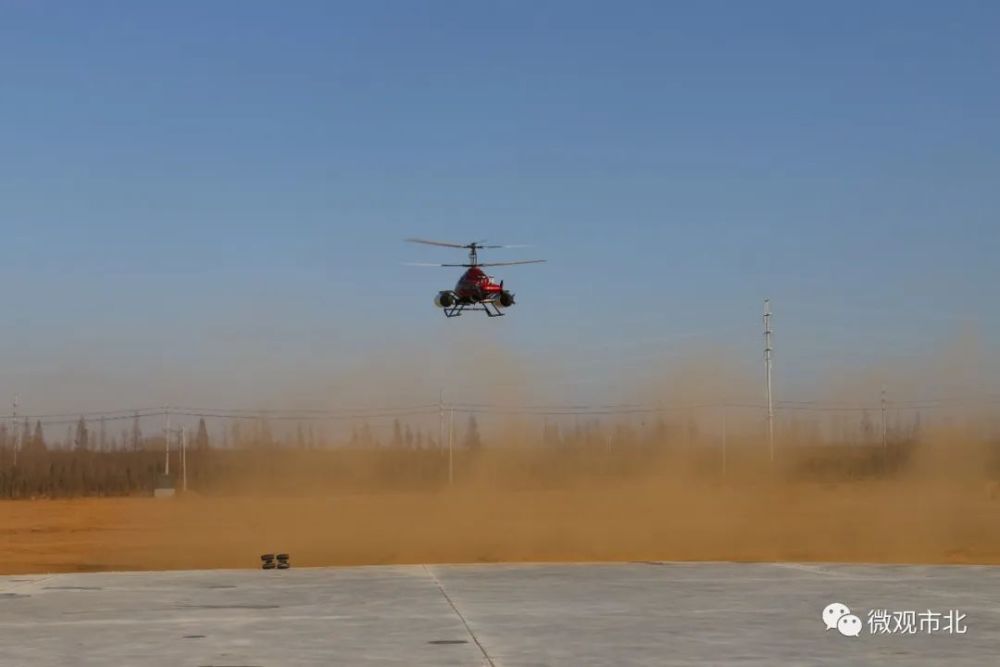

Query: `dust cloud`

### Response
(3, 429, 998, 575)
(2, 342, 999, 575)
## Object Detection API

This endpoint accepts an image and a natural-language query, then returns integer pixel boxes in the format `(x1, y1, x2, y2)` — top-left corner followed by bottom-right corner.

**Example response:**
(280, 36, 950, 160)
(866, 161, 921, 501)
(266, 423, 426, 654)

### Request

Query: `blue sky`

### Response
(1, 1, 998, 414)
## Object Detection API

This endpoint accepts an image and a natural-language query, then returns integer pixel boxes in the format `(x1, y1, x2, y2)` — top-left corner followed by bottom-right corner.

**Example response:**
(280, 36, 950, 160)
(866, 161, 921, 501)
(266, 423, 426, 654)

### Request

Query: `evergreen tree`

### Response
(29, 420, 47, 453)
(131, 413, 142, 451)
(195, 418, 209, 450)
(392, 419, 403, 448)
(74, 416, 89, 451)
(860, 410, 874, 441)
(464, 415, 482, 450)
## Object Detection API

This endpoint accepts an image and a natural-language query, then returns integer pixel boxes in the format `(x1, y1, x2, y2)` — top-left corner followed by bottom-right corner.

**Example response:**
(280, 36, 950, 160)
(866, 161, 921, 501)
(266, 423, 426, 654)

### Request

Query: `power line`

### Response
(3, 395, 998, 428)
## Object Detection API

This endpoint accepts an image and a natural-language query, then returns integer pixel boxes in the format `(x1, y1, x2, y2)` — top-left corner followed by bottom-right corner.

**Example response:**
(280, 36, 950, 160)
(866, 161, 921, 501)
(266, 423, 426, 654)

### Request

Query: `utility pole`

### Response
(181, 427, 188, 492)
(438, 389, 444, 450)
(763, 299, 774, 464)
(11, 394, 18, 467)
(164, 423, 186, 491)
(448, 408, 454, 485)
(164, 408, 171, 476)
(880, 385, 887, 452)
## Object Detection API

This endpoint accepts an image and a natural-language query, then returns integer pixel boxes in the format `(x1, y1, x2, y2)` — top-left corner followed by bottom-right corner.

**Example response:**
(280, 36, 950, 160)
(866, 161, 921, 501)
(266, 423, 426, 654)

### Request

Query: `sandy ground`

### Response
(2, 477, 999, 575)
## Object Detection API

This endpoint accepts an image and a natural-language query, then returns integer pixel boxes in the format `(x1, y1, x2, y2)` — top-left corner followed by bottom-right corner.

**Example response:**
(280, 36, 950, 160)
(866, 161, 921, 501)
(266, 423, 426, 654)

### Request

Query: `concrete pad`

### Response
(2, 562, 998, 665)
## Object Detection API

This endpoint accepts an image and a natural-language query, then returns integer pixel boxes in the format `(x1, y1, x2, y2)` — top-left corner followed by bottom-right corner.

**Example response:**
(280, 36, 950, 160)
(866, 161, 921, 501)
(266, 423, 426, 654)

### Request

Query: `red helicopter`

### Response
(406, 238, 546, 317)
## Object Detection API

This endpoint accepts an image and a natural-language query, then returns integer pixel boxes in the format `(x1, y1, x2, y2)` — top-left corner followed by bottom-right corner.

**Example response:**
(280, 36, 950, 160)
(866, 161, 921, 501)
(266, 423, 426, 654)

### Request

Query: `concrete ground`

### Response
(1, 562, 998, 666)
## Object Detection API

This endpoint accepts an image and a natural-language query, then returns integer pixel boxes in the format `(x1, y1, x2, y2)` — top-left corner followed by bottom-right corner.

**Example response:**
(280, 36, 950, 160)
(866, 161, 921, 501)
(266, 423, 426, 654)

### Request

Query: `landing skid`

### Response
(443, 301, 505, 318)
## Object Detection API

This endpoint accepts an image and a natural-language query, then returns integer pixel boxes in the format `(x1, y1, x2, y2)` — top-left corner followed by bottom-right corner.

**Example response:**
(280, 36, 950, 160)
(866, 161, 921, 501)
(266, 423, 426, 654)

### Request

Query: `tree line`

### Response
(0, 409, 988, 499)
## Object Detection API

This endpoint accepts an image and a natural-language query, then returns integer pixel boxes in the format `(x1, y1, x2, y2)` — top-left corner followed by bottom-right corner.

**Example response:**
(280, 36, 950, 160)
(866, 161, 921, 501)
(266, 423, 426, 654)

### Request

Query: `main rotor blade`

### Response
(406, 238, 532, 250)
(476, 259, 546, 267)
(405, 238, 468, 249)
(403, 262, 468, 267)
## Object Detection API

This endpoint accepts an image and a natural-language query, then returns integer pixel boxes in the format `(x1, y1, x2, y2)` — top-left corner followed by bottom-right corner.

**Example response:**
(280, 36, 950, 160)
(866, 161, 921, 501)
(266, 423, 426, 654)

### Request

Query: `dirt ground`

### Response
(2, 477, 999, 575)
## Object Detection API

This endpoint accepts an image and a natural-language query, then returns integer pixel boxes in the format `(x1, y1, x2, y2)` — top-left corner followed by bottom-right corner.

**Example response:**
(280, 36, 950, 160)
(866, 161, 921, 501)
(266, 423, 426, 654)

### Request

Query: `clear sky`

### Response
(2, 1, 998, 414)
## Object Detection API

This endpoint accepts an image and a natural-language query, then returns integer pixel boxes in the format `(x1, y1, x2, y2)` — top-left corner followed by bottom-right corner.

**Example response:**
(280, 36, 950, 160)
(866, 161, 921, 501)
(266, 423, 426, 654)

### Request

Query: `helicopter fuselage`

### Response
(433, 266, 514, 316)
(454, 266, 503, 302)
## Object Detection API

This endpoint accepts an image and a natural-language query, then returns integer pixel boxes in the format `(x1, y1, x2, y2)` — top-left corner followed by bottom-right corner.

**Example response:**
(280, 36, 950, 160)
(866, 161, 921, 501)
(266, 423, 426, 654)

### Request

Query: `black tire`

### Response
(262, 562, 276, 570)
(261, 553, 275, 561)
(276, 562, 290, 569)
(276, 553, 289, 561)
